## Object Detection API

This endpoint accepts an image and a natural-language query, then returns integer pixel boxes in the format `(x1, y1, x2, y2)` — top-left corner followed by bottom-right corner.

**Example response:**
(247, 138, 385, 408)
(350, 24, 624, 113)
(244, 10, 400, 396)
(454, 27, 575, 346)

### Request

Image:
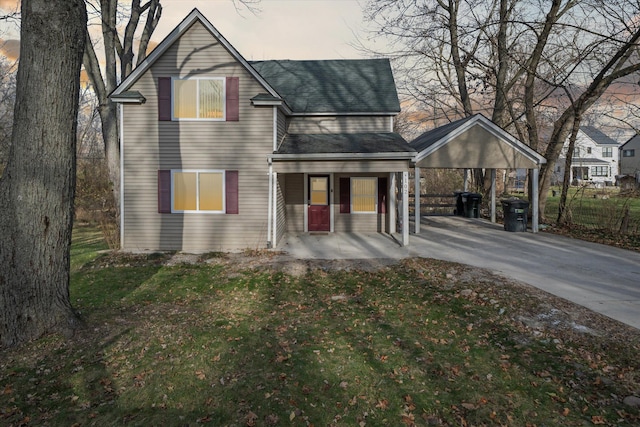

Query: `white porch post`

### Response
(267, 161, 273, 248)
(414, 166, 421, 234)
(272, 171, 278, 244)
(402, 171, 410, 246)
(389, 172, 397, 234)
(532, 168, 539, 233)
(490, 169, 496, 223)
(463, 169, 469, 191)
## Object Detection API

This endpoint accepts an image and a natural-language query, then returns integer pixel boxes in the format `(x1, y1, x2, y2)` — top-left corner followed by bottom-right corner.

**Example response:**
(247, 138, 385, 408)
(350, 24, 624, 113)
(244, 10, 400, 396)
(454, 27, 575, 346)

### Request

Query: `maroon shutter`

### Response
(340, 177, 350, 213)
(378, 177, 387, 214)
(225, 170, 239, 214)
(158, 170, 171, 213)
(158, 77, 171, 121)
(226, 77, 239, 121)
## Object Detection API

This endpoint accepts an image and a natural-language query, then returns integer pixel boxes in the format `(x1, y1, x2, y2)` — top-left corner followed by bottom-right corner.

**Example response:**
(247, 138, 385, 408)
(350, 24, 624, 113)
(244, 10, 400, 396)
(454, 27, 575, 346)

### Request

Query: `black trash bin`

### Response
(502, 199, 529, 232)
(464, 193, 482, 218)
(454, 191, 467, 216)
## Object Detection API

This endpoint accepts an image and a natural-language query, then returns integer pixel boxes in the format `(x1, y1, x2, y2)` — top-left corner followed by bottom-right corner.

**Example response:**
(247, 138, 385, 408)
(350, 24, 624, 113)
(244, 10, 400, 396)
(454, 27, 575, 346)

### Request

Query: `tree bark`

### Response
(0, 0, 87, 348)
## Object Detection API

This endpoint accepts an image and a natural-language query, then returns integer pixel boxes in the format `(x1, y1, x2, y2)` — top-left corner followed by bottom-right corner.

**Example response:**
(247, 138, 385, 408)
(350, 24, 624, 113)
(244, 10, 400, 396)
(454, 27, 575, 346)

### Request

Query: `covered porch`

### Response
(267, 132, 416, 248)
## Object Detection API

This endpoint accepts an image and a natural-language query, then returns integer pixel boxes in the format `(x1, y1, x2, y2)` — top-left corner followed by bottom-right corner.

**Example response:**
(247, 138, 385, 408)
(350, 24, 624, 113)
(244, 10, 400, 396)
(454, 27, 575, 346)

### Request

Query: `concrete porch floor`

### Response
(277, 216, 640, 330)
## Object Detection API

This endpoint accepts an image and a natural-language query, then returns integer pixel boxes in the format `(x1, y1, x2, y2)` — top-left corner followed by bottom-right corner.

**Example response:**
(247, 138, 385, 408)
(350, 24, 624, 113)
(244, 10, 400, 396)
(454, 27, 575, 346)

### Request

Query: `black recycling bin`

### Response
(464, 193, 482, 218)
(502, 199, 529, 232)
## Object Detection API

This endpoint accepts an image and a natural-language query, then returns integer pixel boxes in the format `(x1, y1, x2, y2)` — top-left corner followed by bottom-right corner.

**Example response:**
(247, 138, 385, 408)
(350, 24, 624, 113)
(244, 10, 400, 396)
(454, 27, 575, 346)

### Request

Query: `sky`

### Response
(0, 0, 378, 61)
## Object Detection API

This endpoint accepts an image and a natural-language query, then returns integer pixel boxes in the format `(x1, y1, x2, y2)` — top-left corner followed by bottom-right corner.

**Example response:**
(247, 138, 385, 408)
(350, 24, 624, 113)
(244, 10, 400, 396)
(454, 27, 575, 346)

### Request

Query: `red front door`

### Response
(308, 175, 330, 232)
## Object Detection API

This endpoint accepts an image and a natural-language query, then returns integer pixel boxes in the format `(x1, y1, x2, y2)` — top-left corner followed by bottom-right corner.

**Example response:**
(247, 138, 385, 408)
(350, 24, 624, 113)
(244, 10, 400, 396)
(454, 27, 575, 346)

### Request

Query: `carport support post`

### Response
(402, 171, 410, 246)
(463, 169, 469, 191)
(414, 166, 421, 234)
(491, 169, 496, 223)
(532, 168, 539, 232)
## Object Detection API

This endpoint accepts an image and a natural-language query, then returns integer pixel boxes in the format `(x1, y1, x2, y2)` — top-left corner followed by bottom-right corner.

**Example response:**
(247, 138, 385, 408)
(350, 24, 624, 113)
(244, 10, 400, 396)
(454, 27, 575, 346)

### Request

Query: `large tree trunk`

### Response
(0, 0, 87, 348)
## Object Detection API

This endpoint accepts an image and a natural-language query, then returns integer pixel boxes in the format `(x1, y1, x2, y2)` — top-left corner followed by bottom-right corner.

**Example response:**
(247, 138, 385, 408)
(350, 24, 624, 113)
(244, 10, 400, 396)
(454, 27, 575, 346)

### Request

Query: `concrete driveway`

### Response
(277, 217, 640, 330)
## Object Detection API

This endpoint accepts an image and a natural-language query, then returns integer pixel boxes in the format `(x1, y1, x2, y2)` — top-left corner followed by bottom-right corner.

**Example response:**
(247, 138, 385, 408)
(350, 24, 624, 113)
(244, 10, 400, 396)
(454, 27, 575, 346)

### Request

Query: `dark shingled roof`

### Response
(581, 126, 619, 145)
(250, 59, 401, 114)
(409, 115, 477, 152)
(276, 133, 414, 155)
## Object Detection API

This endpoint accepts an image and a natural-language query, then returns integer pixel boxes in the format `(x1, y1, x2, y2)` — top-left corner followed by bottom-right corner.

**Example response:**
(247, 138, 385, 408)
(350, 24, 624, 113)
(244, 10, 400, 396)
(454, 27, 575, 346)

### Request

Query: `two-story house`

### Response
(110, 8, 415, 252)
(555, 126, 620, 186)
(619, 134, 640, 184)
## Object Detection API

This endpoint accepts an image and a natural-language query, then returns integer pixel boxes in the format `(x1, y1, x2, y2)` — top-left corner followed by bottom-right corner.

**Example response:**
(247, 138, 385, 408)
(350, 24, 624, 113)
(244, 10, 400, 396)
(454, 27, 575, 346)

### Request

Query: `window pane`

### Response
(199, 80, 224, 119)
(174, 172, 197, 210)
(174, 80, 197, 118)
(352, 178, 376, 213)
(310, 177, 328, 205)
(199, 172, 224, 211)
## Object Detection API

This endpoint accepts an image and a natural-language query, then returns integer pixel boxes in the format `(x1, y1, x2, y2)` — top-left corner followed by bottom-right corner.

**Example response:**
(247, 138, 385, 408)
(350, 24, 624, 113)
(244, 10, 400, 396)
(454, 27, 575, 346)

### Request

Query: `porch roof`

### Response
(571, 157, 610, 165)
(275, 132, 415, 158)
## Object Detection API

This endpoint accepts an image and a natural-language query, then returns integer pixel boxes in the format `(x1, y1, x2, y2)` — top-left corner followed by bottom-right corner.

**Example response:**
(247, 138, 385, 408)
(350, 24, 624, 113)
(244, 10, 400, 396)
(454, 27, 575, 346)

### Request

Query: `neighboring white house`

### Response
(555, 126, 620, 187)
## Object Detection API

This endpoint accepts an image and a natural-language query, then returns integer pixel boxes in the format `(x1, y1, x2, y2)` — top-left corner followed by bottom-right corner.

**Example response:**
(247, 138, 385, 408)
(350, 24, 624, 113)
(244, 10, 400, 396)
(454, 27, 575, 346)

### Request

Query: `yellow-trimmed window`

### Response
(351, 177, 377, 213)
(173, 78, 224, 120)
(172, 170, 225, 212)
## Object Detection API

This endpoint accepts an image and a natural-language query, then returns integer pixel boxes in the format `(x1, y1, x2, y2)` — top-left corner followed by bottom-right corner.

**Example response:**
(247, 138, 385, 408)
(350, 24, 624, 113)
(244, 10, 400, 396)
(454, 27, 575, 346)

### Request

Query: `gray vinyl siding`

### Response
(334, 173, 388, 233)
(284, 174, 304, 232)
(288, 116, 391, 134)
(275, 174, 286, 245)
(121, 21, 273, 252)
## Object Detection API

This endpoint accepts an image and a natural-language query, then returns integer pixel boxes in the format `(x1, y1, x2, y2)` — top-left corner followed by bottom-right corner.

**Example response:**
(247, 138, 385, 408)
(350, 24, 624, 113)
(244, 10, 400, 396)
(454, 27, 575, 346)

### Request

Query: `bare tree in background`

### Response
(82, 0, 163, 244)
(0, 0, 86, 348)
(0, 56, 17, 174)
(363, 0, 640, 222)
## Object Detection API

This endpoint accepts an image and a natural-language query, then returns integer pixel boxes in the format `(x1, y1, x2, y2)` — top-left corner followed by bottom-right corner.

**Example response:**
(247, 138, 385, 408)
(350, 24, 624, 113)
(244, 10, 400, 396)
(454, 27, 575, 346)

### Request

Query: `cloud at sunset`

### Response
(0, 38, 19, 60)
(0, 0, 18, 11)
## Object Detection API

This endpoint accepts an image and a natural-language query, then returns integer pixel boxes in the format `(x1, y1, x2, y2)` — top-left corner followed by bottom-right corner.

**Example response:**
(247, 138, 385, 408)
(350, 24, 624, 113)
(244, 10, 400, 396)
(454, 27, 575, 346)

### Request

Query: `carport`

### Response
(410, 114, 547, 233)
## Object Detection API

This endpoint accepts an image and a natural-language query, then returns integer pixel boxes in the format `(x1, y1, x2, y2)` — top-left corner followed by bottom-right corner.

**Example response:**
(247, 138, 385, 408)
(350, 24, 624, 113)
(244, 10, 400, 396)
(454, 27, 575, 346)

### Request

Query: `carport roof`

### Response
(411, 114, 546, 169)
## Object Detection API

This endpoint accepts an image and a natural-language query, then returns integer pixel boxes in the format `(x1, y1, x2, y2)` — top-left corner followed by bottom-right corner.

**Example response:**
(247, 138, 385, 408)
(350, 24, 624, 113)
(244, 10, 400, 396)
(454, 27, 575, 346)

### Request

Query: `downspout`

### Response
(119, 103, 125, 249)
(267, 159, 273, 248)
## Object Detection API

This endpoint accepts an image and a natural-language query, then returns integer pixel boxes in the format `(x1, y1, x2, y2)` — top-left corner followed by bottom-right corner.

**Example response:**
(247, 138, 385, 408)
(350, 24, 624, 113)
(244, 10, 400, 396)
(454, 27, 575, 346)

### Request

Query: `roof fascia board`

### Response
(111, 8, 281, 100)
(288, 112, 399, 117)
(110, 96, 146, 104)
(270, 152, 415, 160)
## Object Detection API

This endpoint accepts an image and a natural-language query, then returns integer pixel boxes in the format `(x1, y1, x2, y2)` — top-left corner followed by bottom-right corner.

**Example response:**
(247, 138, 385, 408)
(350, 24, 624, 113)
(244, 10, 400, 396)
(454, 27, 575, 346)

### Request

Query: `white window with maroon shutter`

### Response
(158, 170, 238, 214)
(157, 77, 239, 122)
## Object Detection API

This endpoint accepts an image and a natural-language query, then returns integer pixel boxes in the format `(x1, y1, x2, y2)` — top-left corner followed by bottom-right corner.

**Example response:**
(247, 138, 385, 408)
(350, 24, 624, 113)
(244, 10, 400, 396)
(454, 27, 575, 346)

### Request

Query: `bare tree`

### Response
(0, 0, 86, 348)
(82, 0, 163, 243)
(0, 56, 17, 174)
(363, 0, 640, 222)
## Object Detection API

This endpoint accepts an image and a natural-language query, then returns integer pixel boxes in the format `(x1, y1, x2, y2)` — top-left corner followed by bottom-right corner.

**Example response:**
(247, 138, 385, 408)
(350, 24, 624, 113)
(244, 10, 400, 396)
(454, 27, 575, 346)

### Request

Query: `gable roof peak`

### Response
(111, 7, 279, 100)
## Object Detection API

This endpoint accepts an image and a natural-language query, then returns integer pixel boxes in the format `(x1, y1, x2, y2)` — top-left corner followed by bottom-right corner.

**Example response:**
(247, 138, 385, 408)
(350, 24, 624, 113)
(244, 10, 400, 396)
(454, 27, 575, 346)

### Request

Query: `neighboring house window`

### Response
(602, 147, 613, 157)
(351, 177, 377, 213)
(157, 76, 239, 122)
(174, 78, 225, 120)
(157, 170, 238, 214)
(623, 149, 635, 157)
(586, 147, 592, 154)
(592, 166, 609, 177)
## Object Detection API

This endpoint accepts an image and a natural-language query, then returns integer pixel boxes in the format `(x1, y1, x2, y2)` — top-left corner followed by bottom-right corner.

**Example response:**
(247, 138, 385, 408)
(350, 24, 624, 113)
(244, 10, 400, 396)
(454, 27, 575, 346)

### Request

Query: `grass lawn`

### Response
(1, 225, 639, 426)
